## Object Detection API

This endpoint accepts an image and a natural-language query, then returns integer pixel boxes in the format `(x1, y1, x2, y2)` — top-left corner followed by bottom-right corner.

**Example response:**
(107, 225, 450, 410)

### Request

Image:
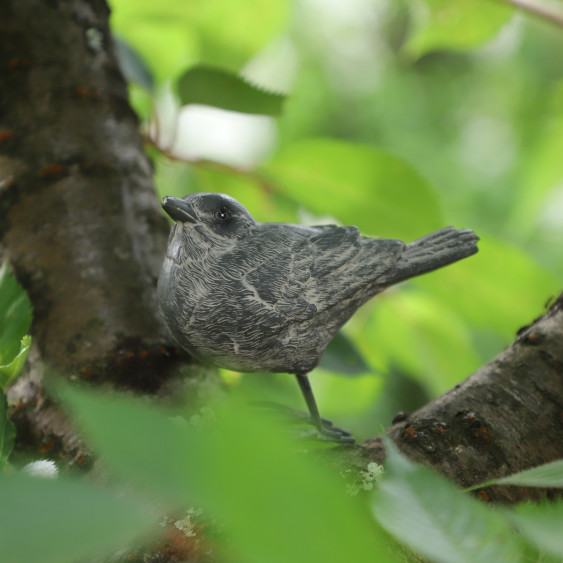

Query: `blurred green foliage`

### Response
(177, 65, 286, 115)
(3, 387, 562, 561)
(0, 262, 32, 390)
(0, 262, 32, 468)
(4, 1, 563, 561)
(111, 0, 562, 438)
(404, 0, 513, 56)
(0, 470, 157, 563)
(56, 385, 396, 563)
(373, 440, 523, 563)
(264, 138, 443, 238)
(0, 393, 15, 467)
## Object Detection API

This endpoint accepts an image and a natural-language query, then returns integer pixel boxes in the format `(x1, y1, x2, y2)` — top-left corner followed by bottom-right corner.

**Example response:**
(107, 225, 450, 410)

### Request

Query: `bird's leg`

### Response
(295, 373, 355, 444)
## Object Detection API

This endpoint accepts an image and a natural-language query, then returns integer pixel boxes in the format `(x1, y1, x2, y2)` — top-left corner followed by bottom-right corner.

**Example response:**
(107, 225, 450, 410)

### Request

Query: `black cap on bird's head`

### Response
(161, 192, 256, 239)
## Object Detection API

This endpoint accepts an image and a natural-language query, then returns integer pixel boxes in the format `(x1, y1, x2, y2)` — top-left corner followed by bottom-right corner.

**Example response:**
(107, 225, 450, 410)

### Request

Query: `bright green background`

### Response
(2, 1, 563, 561)
(111, 0, 562, 439)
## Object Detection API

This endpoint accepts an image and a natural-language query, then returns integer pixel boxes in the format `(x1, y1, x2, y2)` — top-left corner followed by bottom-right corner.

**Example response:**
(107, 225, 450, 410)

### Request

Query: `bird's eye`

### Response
(215, 206, 231, 222)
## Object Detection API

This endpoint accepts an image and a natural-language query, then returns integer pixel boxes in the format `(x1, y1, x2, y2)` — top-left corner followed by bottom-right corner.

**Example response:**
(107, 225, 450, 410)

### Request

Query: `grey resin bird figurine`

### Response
(158, 192, 479, 443)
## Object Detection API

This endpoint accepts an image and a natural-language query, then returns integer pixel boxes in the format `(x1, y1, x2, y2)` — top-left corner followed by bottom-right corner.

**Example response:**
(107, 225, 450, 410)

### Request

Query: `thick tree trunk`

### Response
(0, 0, 210, 466)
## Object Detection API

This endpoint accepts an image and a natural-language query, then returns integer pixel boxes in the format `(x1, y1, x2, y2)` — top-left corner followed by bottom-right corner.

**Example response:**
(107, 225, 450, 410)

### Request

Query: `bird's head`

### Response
(161, 192, 256, 242)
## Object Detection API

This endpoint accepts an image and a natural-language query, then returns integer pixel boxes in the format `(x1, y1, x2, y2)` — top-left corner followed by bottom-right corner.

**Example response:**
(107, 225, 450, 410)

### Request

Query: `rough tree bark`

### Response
(1, 0, 562, 559)
(341, 294, 563, 504)
(0, 0, 216, 467)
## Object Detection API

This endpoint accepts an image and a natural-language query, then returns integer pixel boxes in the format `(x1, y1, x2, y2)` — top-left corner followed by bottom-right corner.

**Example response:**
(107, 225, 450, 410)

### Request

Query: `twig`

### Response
(142, 134, 278, 196)
(495, 0, 563, 27)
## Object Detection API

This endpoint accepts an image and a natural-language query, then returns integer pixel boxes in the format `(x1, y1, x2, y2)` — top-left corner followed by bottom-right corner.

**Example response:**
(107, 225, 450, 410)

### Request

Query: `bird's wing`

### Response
(242, 224, 404, 322)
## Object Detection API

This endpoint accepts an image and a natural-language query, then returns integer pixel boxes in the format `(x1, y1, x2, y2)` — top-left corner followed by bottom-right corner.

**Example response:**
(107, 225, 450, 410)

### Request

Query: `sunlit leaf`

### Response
(0, 473, 157, 563)
(177, 66, 285, 116)
(0, 392, 15, 466)
(372, 440, 522, 563)
(264, 138, 443, 240)
(0, 335, 31, 390)
(405, 0, 513, 57)
(193, 0, 289, 68)
(0, 262, 32, 388)
(127, 82, 154, 121)
(109, 0, 289, 81)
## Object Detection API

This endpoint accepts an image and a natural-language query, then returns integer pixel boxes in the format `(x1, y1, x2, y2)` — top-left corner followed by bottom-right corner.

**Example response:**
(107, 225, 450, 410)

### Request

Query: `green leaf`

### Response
(320, 331, 370, 375)
(311, 371, 384, 425)
(0, 261, 32, 388)
(192, 0, 290, 69)
(193, 399, 396, 563)
(0, 392, 15, 466)
(57, 383, 193, 503)
(405, 0, 513, 57)
(113, 35, 155, 91)
(109, 17, 196, 84)
(177, 65, 285, 116)
(414, 234, 560, 337)
(0, 261, 32, 362)
(507, 500, 563, 559)
(372, 440, 522, 563)
(359, 290, 480, 395)
(109, 0, 289, 82)
(264, 138, 443, 240)
(60, 384, 398, 563)
(467, 459, 563, 491)
(0, 335, 31, 390)
(508, 81, 563, 238)
(0, 473, 157, 563)
(497, 459, 563, 487)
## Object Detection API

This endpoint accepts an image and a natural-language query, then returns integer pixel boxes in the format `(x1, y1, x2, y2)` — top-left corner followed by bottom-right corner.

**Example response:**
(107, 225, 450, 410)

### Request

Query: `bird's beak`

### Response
(161, 196, 198, 224)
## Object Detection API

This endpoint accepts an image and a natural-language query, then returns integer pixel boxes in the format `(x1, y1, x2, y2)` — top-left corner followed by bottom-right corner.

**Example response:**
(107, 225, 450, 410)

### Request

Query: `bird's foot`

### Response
(252, 401, 355, 444)
(315, 420, 355, 444)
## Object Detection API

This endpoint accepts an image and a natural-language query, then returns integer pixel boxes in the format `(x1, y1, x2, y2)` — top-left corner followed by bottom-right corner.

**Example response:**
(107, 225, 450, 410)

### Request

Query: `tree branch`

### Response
(495, 0, 563, 27)
(339, 293, 563, 503)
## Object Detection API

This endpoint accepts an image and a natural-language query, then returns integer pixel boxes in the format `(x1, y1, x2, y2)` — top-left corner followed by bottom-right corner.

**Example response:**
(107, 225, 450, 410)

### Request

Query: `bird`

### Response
(157, 192, 479, 443)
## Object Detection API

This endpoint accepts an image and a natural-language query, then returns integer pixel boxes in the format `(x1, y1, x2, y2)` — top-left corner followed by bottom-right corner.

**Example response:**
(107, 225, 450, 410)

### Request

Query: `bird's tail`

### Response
(391, 227, 479, 285)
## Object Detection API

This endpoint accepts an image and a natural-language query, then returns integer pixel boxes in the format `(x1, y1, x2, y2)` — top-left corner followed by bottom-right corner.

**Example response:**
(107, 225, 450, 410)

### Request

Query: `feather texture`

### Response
(158, 193, 479, 375)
